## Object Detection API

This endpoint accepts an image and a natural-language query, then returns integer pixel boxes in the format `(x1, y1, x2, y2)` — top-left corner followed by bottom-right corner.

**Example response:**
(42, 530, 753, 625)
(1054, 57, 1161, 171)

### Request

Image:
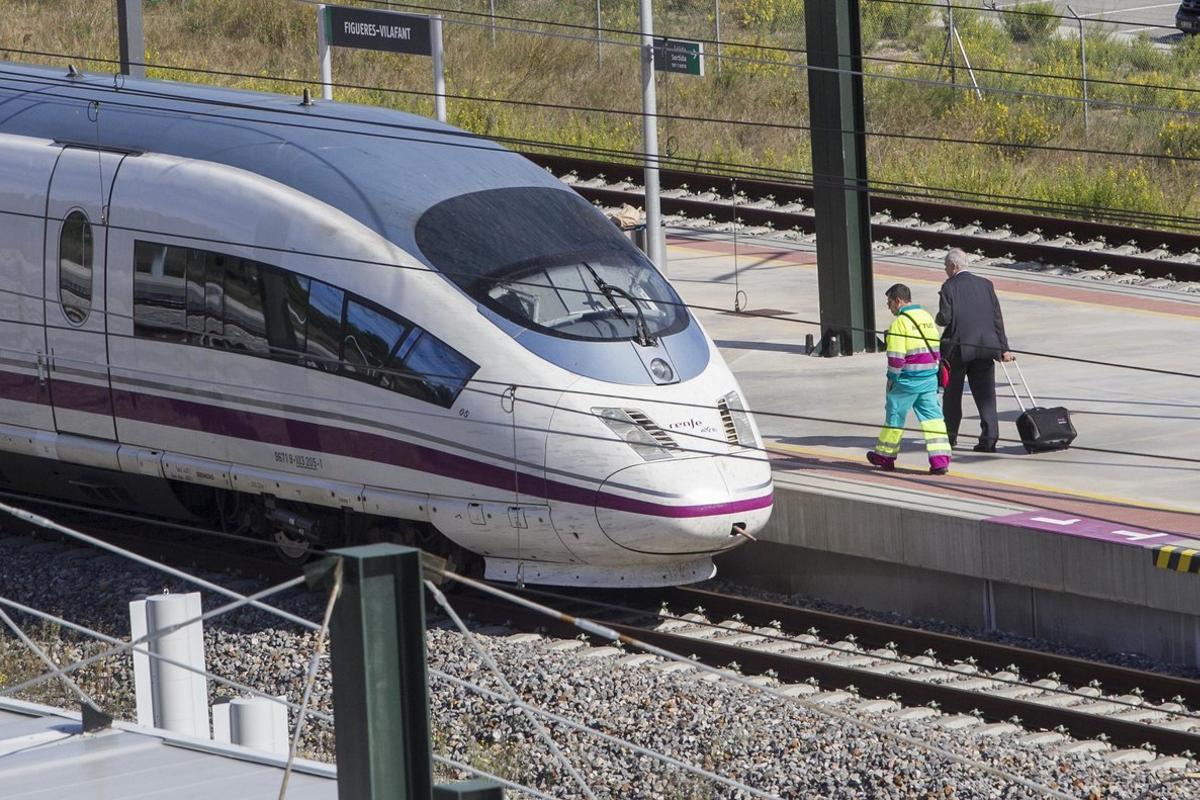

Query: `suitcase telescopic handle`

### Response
(999, 359, 1037, 412)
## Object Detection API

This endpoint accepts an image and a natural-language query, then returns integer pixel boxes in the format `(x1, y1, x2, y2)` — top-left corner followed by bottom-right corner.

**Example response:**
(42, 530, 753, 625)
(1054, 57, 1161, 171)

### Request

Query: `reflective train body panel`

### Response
(0, 62, 772, 586)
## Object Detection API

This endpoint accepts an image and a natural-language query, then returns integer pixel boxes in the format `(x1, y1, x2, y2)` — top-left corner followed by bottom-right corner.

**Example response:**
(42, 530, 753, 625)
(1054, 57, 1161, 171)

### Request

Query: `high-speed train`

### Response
(0, 61, 772, 586)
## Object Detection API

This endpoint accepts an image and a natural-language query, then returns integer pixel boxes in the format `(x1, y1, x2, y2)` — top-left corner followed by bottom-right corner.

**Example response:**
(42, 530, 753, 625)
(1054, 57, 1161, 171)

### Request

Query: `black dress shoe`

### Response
(973, 443, 996, 453)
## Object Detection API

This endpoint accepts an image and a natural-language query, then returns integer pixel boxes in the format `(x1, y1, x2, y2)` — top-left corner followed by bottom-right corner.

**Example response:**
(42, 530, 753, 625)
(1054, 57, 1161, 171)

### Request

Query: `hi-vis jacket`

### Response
(886, 304, 940, 391)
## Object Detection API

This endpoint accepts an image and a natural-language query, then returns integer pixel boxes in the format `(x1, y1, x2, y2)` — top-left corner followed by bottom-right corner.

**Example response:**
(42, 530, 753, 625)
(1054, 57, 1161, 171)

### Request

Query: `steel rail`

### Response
(523, 153, 1200, 281)
(450, 586, 1200, 756)
(665, 586, 1200, 708)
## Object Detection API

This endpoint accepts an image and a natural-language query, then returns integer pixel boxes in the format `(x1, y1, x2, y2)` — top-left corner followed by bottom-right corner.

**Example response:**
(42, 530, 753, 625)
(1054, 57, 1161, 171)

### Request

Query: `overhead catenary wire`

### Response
(5, 47, 1200, 172)
(438, 568, 1082, 800)
(0, 250, 1193, 473)
(2, 61, 1198, 231)
(0, 196, 1195, 385)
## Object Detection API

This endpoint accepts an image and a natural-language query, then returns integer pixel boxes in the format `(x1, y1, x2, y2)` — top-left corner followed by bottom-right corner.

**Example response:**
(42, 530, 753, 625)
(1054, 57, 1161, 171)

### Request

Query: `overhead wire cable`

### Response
(2, 63, 1199, 226)
(5, 50, 1200, 166)
(0, 571, 323, 704)
(509, 584, 1200, 721)
(425, 580, 600, 800)
(438, 569, 1082, 800)
(0, 605, 101, 710)
(428, 668, 785, 799)
(279, 556, 342, 800)
(0, 595, 334, 722)
(0, 196, 1196, 383)
(0, 500, 318, 630)
(433, 755, 561, 800)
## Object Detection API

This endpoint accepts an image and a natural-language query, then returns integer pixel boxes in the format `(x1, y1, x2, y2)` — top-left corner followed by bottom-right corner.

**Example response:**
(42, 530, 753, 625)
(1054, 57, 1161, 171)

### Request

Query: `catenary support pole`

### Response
(715, 0, 723, 75)
(317, 5, 333, 100)
(432, 16, 448, 123)
(638, 0, 666, 271)
(115, 0, 145, 78)
(803, 0, 876, 355)
(1067, 4, 1089, 137)
(596, 0, 603, 67)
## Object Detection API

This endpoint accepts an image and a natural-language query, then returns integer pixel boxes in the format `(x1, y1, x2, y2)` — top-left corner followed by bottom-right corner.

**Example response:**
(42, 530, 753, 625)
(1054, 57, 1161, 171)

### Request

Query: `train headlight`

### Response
(720, 391, 757, 447)
(593, 407, 674, 461)
(649, 358, 675, 383)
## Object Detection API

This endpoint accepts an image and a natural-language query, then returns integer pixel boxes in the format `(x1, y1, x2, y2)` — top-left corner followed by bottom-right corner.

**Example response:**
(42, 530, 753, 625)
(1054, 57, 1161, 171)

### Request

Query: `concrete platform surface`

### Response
(665, 232, 1200, 530)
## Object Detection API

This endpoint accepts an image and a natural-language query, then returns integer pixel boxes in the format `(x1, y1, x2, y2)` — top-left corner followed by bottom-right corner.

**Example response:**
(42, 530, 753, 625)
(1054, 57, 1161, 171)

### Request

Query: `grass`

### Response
(0, 0, 1197, 225)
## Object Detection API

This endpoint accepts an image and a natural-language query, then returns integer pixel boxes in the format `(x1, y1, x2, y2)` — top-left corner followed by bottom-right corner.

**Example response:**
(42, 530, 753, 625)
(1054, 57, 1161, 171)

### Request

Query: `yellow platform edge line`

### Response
(771, 441, 1200, 517)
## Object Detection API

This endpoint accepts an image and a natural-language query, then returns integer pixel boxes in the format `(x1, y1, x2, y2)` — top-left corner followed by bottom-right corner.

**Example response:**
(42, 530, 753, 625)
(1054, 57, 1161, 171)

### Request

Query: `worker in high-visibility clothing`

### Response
(867, 283, 953, 474)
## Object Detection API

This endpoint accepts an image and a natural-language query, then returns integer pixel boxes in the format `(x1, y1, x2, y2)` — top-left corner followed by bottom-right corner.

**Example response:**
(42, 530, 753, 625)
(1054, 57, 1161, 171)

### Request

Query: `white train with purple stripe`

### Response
(0, 61, 772, 586)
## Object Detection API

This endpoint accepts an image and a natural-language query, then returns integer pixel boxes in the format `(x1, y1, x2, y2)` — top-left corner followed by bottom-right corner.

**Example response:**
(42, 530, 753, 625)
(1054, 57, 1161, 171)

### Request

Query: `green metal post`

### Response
(308, 545, 504, 800)
(804, 0, 876, 355)
(310, 544, 433, 800)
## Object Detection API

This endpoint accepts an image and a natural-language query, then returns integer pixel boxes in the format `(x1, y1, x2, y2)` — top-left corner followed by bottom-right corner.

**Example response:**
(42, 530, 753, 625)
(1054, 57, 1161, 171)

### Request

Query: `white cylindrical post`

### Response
(432, 15, 447, 123)
(489, 0, 497, 46)
(638, 0, 665, 271)
(144, 593, 209, 738)
(596, 0, 603, 67)
(230, 698, 289, 754)
(317, 4, 333, 101)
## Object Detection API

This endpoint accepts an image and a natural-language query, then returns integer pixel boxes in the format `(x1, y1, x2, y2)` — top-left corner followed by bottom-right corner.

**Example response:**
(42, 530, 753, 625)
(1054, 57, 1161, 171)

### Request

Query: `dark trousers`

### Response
(943, 358, 999, 447)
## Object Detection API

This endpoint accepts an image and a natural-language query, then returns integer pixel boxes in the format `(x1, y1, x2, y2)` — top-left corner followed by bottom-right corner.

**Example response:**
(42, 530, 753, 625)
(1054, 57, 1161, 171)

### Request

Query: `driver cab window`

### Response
(59, 210, 94, 324)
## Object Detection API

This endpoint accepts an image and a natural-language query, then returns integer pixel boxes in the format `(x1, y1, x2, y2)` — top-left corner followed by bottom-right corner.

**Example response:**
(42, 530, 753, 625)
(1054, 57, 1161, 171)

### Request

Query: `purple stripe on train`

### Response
(0, 367, 771, 519)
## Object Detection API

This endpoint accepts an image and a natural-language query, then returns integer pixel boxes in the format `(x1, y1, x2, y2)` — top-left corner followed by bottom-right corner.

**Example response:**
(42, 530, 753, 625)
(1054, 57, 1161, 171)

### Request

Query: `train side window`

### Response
(305, 280, 344, 372)
(133, 241, 186, 341)
(223, 257, 269, 356)
(260, 268, 309, 362)
(204, 252, 226, 345)
(343, 299, 407, 386)
(394, 331, 478, 408)
(184, 249, 207, 344)
(58, 210, 93, 325)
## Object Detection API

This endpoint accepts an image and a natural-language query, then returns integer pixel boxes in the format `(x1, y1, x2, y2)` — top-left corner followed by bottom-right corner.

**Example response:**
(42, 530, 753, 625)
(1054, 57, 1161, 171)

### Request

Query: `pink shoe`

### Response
(867, 451, 895, 471)
(928, 455, 951, 475)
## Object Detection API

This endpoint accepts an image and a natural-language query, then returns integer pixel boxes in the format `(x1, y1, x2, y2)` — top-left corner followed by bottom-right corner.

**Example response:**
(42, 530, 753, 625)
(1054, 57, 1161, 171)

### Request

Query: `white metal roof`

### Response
(0, 697, 337, 799)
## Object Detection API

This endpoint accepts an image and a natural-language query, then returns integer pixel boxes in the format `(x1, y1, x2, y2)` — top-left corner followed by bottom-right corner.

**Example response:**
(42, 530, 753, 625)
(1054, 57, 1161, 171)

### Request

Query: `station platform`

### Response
(662, 231, 1200, 665)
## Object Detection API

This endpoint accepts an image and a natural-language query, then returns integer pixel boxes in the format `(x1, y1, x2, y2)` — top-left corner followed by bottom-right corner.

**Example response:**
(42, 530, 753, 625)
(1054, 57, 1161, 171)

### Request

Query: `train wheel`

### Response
(271, 526, 314, 566)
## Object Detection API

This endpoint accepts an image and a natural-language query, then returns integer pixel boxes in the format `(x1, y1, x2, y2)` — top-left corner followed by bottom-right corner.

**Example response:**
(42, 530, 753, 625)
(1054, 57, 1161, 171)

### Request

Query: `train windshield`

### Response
(415, 186, 688, 341)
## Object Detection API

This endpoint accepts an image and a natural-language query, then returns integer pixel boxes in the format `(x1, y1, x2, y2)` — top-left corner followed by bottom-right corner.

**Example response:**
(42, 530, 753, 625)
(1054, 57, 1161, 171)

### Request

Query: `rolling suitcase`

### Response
(1001, 361, 1077, 453)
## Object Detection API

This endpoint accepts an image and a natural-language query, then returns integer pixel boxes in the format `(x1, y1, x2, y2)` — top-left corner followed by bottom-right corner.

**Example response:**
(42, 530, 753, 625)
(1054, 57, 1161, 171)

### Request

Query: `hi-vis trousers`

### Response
(874, 385, 952, 468)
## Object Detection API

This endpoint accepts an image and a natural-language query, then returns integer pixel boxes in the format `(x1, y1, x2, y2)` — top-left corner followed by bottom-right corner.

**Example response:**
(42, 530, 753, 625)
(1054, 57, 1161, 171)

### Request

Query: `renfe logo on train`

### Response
(324, 6, 433, 56)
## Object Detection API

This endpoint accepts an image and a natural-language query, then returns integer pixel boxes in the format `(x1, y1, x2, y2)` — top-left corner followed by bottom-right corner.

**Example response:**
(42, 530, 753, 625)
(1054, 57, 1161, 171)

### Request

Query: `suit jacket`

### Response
(936, 271, 1009, 364)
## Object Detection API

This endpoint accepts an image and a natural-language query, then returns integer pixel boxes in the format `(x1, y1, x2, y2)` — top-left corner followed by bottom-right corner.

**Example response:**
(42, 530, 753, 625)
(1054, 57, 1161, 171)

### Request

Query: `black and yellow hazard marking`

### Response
(1151, 545, 1200, 574)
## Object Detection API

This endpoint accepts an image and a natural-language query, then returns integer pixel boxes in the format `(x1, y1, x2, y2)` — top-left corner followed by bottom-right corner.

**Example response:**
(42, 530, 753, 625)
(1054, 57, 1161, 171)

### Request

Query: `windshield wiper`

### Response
(583, 263, 655, 347)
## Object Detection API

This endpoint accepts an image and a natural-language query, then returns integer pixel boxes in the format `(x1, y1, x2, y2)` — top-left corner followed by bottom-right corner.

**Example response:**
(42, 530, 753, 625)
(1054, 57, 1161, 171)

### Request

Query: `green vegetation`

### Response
(1, 0, 1196, 223)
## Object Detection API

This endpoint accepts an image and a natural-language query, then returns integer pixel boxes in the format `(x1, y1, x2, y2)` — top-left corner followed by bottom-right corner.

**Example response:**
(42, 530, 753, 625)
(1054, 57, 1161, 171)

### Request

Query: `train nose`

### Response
(594, 454, 773, 555)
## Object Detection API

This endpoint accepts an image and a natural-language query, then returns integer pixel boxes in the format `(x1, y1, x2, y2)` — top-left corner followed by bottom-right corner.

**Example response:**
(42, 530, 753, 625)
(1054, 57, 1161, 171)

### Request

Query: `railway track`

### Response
(452, 583, 1200, 758)
(523, 153, 1200, 282)
(11, 493, 1200, 759)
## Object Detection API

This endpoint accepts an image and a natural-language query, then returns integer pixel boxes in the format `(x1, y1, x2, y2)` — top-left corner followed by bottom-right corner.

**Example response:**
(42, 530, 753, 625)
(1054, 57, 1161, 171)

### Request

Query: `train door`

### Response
(42, 147, 126, 441)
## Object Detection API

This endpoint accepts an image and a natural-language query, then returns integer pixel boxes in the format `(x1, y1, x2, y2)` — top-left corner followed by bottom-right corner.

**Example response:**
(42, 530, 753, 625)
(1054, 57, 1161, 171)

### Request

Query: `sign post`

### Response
(638, 0, 667, 272)
(316, 4, 447, 123)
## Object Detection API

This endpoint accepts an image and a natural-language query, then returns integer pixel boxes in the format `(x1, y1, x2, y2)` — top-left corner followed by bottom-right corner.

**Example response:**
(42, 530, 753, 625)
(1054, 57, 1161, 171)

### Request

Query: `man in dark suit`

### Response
(936, 249, 1015, 452)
